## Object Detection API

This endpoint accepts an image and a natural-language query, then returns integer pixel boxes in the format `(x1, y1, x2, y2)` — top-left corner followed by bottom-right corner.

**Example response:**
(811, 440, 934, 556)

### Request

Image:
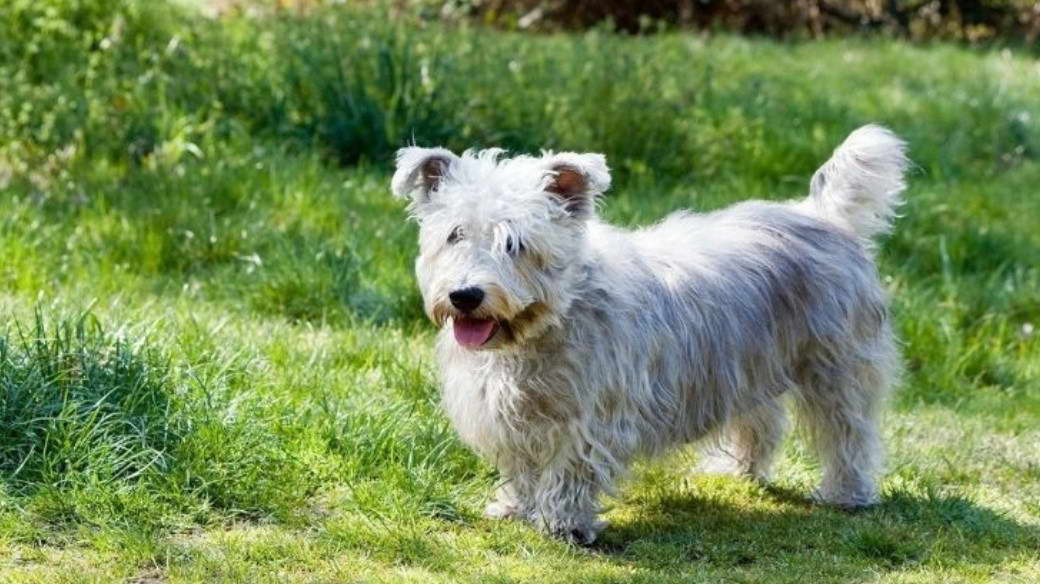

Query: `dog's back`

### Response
(564, 127, 906, 510)
(575, 198, 886, 439)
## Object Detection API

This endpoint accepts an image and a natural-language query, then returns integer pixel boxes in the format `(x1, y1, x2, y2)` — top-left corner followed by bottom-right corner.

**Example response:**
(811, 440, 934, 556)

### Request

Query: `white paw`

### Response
(695, 453, 770, 482)
(811, 487, 879, 510)
(549, 519, 609, 546)
(696, 454, 743, 476)
(484, 500, 519, 520)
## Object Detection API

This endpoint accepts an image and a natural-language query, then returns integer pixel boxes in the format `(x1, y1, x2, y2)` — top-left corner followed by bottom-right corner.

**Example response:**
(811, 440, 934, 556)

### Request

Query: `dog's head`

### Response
(392, 147, 611, 350)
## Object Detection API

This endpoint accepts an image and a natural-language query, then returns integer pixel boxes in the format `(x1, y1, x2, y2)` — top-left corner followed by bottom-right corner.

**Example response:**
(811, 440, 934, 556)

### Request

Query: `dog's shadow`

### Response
(589, 482, 1040, 578)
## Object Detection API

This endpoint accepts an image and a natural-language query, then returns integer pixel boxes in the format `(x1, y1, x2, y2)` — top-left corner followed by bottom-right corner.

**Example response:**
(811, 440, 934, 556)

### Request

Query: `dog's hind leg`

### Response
(795, 338, 894, 509)
(697, 396, 789, 482)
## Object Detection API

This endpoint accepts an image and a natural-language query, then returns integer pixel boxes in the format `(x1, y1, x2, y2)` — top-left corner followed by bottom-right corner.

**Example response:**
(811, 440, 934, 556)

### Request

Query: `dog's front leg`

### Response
(528, 462, 608, 545)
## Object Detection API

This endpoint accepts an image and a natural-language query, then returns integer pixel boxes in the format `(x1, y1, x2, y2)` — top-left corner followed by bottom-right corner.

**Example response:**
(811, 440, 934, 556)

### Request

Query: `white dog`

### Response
(391, 125, 907, 544)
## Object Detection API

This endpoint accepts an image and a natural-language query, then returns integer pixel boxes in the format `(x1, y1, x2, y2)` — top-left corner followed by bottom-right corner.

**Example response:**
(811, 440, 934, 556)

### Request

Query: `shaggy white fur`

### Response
(391, 125, 908, 544)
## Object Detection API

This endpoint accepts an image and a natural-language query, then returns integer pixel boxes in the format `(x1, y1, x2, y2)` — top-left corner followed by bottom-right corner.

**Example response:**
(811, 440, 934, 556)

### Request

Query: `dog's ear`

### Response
(542, 153, 611, 219)
(391, 147, 459, 203)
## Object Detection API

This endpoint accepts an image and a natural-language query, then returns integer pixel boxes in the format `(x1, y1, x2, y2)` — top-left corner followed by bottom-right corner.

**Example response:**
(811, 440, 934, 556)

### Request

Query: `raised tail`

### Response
(803, 125, 909, 242)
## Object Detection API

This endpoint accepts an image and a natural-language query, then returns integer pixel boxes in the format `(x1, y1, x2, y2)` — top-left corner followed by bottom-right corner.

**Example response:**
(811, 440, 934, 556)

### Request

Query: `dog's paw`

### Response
(548, 519, 609, 546)
(695, 452, 772, 484)
(811, 487, 879, 511)
(484, 500, 520, 520)
(695, 453, 746, 476)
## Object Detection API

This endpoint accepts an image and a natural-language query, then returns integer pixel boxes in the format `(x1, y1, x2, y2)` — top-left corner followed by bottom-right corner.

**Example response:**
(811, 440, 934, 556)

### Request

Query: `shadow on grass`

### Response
(591, 484, 1040, 578)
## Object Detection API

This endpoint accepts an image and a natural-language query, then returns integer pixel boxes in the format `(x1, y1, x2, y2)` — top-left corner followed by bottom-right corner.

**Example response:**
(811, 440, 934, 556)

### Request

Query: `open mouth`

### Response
(452, 316, 500, 348)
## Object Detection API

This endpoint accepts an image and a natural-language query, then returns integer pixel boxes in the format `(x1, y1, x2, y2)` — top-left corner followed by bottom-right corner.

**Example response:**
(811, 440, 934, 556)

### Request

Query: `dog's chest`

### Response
(437, 348, 579, 458)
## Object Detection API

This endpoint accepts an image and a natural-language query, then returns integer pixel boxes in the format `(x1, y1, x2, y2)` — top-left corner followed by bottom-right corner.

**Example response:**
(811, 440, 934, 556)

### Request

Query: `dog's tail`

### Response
(802, 125, 909, 242)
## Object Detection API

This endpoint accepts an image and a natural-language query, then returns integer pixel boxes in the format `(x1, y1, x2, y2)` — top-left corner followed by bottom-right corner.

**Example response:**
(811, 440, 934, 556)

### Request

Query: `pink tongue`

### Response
(453, 317, 496, 348)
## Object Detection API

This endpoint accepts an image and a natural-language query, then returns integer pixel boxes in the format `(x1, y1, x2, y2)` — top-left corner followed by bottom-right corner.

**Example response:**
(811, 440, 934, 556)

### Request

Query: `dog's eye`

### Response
(504, 235, 525, 255)
(447, 226, 463, 244)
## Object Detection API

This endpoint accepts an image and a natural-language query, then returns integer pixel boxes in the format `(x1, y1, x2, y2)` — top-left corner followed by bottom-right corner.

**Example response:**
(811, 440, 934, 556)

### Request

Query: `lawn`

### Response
(0, 1, 1038, 582)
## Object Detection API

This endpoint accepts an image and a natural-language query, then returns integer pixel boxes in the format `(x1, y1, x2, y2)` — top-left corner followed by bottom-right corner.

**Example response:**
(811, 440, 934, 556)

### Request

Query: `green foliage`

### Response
(0, 313, 171, 491)
(0, 312, 324, 531)
(0, 1, 1037, 581)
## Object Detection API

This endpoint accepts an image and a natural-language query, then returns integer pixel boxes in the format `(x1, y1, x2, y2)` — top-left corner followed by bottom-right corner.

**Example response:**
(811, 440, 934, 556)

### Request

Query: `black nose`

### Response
(449, 287, 485, 312)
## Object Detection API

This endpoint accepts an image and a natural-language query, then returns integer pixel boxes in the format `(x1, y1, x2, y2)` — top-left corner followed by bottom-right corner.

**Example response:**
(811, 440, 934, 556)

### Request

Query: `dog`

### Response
(390, 125, 907, 544)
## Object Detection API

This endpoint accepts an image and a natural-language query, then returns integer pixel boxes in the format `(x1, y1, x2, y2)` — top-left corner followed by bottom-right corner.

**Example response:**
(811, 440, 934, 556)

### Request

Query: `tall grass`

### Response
(0, 313, 171, 493)
(0, 311, 323, 532)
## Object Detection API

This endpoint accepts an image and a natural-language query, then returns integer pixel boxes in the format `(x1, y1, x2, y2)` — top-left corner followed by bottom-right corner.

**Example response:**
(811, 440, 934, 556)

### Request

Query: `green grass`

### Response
(0, 1, 1038, 582)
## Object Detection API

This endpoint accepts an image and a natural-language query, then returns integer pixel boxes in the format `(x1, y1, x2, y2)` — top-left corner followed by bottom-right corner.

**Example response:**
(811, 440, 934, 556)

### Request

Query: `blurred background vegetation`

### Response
(217, 0, 1040, 41)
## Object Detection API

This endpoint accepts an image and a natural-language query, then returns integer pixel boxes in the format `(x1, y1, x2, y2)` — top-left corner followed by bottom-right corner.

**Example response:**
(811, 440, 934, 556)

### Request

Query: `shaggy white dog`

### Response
(391, 125, 908, 544)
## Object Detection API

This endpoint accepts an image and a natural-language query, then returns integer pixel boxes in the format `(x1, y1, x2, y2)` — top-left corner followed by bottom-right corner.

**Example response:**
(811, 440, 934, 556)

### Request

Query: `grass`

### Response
(0, 1, 1038, 582)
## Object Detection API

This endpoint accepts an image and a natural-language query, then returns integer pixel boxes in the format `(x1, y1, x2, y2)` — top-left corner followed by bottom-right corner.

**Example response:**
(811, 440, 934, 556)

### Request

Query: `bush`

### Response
(0, 312, 321, 527)
(0, 313, 173, 491)
(404, 0, 1040, 42)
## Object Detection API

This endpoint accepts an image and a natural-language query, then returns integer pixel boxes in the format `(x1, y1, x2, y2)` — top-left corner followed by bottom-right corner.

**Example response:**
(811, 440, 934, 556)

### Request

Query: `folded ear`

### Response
(391, 147, 459, 203)
(542, 152, 611, 219)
